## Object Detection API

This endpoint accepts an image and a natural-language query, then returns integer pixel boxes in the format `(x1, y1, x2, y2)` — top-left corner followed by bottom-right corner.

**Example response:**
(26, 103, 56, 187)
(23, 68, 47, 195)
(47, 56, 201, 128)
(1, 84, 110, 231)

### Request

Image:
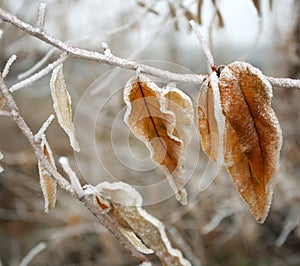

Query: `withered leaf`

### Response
(50, 64, 80, 152)
(92, 182, 191, 266)
(124, 76, 193, 204)
(38, 137, 57, 212)
(198, 61, 282, 223)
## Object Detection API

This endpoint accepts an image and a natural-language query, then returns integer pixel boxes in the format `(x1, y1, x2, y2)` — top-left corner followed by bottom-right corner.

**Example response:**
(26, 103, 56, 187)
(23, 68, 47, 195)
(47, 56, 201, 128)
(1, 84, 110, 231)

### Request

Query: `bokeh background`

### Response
(0, 0, 300, 265)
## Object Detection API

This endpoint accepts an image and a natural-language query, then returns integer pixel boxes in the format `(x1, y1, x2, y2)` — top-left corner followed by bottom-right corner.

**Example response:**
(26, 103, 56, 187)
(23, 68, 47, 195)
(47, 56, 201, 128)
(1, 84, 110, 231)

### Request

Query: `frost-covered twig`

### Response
(190, 20, 215, 71)
(1, 54, 17, 78)
(37, 2, 47, 30)
(0, 76, 148, 263)
(34, 114, 55, 141)
(0, 7, 299, 89)
(19, 242, 47, 266)
(10, 53, 68, 92)
(18, 48, 55, 80)
(59, 156, 83, 196)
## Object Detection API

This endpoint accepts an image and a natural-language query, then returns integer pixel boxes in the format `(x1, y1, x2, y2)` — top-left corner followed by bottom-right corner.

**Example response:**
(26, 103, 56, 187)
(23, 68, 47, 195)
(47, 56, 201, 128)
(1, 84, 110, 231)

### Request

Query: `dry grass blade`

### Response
(252, 0, 261, 16)
(197, 0, 203, 24)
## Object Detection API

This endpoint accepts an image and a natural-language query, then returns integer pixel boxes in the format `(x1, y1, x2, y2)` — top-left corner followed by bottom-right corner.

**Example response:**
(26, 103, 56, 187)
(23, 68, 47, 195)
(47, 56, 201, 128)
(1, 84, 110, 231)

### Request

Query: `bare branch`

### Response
(0, 7, 205, 85)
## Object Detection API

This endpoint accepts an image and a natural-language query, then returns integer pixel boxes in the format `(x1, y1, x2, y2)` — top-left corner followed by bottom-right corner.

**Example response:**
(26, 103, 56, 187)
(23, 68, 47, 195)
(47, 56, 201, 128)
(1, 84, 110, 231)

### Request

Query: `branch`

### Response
(0, 76, 148, 263)
(0, 8, 299, 90)
(0, 7, 204, 84)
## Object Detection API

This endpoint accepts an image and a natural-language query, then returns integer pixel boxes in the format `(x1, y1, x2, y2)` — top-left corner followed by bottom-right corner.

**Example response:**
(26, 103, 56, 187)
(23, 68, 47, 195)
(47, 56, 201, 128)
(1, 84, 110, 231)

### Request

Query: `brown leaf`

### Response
(198, 62, 282, 223)
(38, 137, 57, 212)
(93, 182, 191, 265)
(50, 64, 80, 152)
(124, 76, 193, 204)
(198, 73, 225, 163)
(219, 62, 282, 222)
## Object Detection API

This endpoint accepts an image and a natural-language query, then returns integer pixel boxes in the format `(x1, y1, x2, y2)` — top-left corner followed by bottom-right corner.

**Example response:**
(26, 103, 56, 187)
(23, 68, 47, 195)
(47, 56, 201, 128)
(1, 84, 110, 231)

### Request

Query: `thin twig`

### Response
(37, 2, 47, 30)
(59, 156, 84, 196)
(34, 114, 55, 141)
(1, 54, 17, 78)
(1, 7, 298, 89)
(10, 53, 67, 92)
(18, 48, 55, 80)
(190, 20, 215, 70)
(0, 7, 205, 85)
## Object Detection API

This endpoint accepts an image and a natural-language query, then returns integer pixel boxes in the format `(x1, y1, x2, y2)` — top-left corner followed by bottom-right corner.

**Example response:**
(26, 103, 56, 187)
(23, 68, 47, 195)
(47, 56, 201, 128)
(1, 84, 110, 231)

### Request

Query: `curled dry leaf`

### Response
(198, 61, 282, 223)
(92, 182, 191, 266)
(124, 76, 193, 204)
(50, 64, 80, 152)
(38, 137, 57, 212)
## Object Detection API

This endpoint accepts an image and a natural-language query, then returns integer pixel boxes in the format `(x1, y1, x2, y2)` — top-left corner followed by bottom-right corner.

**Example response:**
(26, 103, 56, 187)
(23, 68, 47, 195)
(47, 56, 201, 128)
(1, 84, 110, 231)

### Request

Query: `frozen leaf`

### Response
(0, 150, 4, 173)
(124, 76, 193, 204)
(198, 62, 282, 223)
(219, 62, 282, 223)
(92, 182, 191, 266)
(50, 64, 80, 152)
(38, 137, 57, 212)
(198, 72, 225, 164)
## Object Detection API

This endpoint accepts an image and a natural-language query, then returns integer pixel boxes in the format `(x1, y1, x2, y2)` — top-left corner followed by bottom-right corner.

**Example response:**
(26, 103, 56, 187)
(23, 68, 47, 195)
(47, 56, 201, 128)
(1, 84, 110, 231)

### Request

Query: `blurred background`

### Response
(0, 0, 300, 265)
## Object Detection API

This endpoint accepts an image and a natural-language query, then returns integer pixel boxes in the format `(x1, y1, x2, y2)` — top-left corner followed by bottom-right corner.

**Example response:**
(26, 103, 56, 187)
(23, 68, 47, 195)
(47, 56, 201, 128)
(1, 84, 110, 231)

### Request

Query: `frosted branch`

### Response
(19, 242, 47, 266)
(0, 76, 148, 264)
(59, 156, 83, 197)
(18, 48, 55, 80)
(1, 54, 17, 78)
(34, 114, 55, 141)
(190, 20, 215, 70)
(10, 53, 68, 92)
(0, 8, 299, 89)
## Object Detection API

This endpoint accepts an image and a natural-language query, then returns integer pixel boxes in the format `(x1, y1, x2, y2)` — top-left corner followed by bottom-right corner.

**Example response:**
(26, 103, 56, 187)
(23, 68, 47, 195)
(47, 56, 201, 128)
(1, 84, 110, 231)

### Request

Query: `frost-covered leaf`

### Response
(38, 137, 57, 212)
(197, 61, 282, 223)
(0, 150, 4, 173)
(50, 64, 80, 152)
(198, 72, 225, 164)
(124, 76, 193, 204)
(219, 62, 282, 223)
(92, 182, 191, 266)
